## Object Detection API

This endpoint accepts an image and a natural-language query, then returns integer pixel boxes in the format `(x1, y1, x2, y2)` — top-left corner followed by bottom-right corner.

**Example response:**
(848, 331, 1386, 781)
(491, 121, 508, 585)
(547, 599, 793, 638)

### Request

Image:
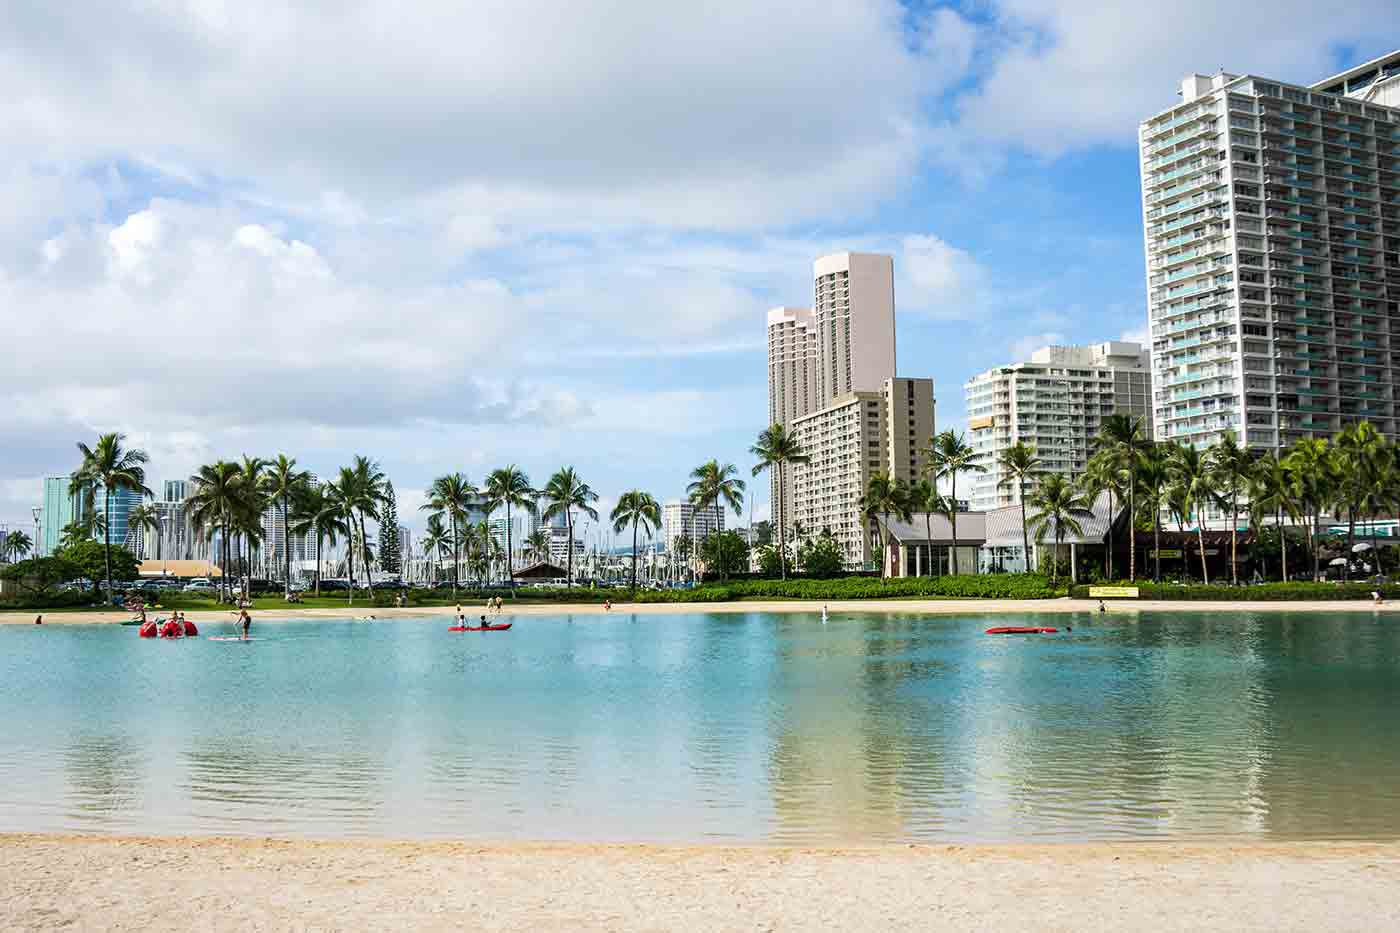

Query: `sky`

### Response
(3, 0, 1399, 539)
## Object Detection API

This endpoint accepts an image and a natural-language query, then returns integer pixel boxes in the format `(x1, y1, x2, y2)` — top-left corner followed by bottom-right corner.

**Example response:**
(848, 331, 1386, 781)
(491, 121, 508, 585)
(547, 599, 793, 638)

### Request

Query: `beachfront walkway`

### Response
(4, 835, 1398, 931)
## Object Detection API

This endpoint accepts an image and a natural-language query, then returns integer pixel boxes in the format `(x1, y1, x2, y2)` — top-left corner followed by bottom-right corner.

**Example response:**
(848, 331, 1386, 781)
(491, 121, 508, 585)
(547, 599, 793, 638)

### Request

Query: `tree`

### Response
(378, 481, 402, 576)
(1335, 421, 1384, 577)
(525, 528, 550, 563)
(1168, 443, 1220, 584)
(749, 423, 809, 580)
(1136, 444, 1174, 583)
(996, 442, 1040, 574)
(348, 455, 386, 584)
(0, 555, 76, 596)
(73, 433, 152, 595)
(1208, 431, 1255, 585)
(752, 520, 773, 547)
(187, 461, 244, 601)
(290, 484, 348, 597)
(699, 530, 750, 577)
(798, 531, 844, 578)
(909, 478, 950, 577)
(124, 503, 161, 560)
(484, 465, 536, 585)
(264, 454, 311, 597)
(687, 460, 746, 581)
(1284, 438, 1338, 583)
(610, 490, 661, 594)
(1026, 474, 1091, 584)
(859, 472, 912, 578)
(2, 530, 33, 563)
(1081, 450, 1125, 580)
(421, 473, 476, 597)
(57, 539, 140, 593)
(756, 544, 784, 577)
(674, 534, 694, 584)
(541, 467, 599, 588)
(924, 430, 984, 575)
(1092, 414, 1150, 581)
(420, 513, 451, 584)
(1249, 456, 1298, 583)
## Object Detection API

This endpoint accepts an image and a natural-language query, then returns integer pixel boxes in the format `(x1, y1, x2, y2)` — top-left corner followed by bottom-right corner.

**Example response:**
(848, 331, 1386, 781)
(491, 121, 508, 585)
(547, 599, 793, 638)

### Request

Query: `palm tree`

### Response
(263, 455, 311, 597)
(290, 484, 348, 596)
(125, 502, 162, 560)
(1168, 444, 1219, 584)
(1208, 431, 1255, 586)
(859, 472, 913, 578)
(908, 478, 952, 576)
(421, 473, 476, 596)
(2, 530, 33, 562)
(1335, 421, 1384, 575)
(1284, 438, 1338, 582)
(525, 528, 551, 564)
(420, 513, 451, 585)
(1249, 455, 1298, 583)
(484, 466, 536, 585)
(73, 433, 152, 595)
(996, 442, 1040, 573)
(1136, 444, 1174, 583)
(1026, 474, 1092, 584)
(749, 424, 810, 580)
(187, 461, 244, 600)
(1080, 450, 1125, 580)
(231, 455, 269, 593)
(686, 460, 746, 581)
(324, 469, 362, 603)
(611, 490, 661, 594)
(1093, 415, 1150, 581)
(923, 430, 985, 575)
(540, 467, 599, 588)
(348, 455, 387, 585)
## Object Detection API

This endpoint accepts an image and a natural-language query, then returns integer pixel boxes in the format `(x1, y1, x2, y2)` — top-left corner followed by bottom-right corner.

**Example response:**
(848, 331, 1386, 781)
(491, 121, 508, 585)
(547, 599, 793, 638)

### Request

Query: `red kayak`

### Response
(449, 623, 513, 632)
(985, 626, 1058, 635)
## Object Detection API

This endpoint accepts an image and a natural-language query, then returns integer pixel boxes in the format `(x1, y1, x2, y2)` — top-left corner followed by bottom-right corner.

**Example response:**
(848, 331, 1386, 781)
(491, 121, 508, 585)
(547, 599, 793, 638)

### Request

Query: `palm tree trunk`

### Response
(1312, 511, 1321, 582)
(631, 520, 639, 593)
(716, 503, 724, 581)
(924, 511, 933, 578)
(283, 493, 291, 599)
(1278, 505, 1287, 583)
(315, 532, 322, 596)
(1347, 505, 1356, 581)
(1153, 509, 1161, 583)
(1019, 478, 1030, 575)
(222, 521, 230, 600)
(1198, 524, 1210, 585)
(104, 489, 113, 596)
(565, 511, 574, 589)
(1230, 492, 1239, 586)
(950, 475, 959, 575)
(347, 528, 355, 606)
(777, 461, 787, 580)
(1128, 480, 1137, 583)
(1105, 490, 1115, 580)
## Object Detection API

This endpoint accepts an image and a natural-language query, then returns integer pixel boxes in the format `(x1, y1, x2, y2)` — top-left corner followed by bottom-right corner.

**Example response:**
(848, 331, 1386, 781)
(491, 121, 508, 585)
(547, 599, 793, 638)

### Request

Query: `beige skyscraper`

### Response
(765, 253, 936, 569)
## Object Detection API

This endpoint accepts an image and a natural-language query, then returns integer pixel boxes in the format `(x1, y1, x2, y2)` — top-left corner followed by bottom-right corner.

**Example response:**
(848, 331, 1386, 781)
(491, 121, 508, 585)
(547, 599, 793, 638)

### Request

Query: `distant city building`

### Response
(91, 487, 144, 552)
(1140, 52, 1400, 455)
(661, 500, 725, 553)
(965, 341, 1153, 511)
(163, 480, 189, 503)
(767, 252, 937, 569)
(40, 475, 83, 556)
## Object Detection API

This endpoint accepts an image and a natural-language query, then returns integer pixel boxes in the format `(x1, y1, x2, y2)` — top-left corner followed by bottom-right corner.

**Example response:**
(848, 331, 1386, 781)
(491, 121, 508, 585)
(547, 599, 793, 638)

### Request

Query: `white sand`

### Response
(3, 834, 1397, 931)
(5, 597, 1399, 625)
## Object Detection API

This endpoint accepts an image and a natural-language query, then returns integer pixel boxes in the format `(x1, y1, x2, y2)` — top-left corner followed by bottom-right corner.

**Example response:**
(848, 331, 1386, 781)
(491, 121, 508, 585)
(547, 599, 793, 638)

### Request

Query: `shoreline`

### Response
(5, 833, 1397, 930)
(4, 596, 1399, 624)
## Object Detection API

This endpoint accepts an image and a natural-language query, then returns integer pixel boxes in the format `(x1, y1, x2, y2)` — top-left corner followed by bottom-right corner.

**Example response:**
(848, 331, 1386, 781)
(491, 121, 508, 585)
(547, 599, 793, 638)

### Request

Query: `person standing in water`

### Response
(238, 609, 252, 639)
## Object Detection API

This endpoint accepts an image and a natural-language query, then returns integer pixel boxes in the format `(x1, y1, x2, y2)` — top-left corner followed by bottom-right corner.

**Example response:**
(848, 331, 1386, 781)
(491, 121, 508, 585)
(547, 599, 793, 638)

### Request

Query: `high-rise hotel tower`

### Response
(1140, 50, 1400, 452)
(765, 253, 934, 569)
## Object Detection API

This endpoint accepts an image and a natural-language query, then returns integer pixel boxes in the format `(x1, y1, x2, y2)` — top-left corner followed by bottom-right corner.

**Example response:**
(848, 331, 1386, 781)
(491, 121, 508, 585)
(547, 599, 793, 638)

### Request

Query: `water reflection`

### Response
(1, 613, 1399, 842)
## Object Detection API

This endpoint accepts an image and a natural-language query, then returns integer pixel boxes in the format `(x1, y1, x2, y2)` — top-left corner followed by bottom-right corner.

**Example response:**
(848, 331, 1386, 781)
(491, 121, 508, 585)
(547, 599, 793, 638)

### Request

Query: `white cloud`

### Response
(1008, 331, 1068, 362)
(957, 0, 1400, 153)
(1119, 325, 1149, 346)
(898, 234, 994, 319)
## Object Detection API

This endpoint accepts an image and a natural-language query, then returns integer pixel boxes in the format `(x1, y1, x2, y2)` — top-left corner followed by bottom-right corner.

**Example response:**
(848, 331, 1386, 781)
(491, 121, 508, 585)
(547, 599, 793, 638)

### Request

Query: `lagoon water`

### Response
(3, 611, 1400, 843)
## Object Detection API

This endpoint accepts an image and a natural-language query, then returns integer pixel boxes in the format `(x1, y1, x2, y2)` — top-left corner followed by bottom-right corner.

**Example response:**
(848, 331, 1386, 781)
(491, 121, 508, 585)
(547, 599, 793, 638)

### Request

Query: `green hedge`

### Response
(1069, 581, 1400, 601)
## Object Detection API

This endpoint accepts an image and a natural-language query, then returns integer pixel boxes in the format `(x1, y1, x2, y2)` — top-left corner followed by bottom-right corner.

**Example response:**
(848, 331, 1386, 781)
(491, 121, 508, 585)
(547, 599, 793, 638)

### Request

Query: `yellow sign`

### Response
(1089, 586, 1139, 598)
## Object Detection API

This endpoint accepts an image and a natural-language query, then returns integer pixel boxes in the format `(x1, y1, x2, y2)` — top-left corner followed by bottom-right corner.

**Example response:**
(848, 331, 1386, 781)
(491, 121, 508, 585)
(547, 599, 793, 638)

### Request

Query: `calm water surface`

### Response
(2, 611, 1399, 843)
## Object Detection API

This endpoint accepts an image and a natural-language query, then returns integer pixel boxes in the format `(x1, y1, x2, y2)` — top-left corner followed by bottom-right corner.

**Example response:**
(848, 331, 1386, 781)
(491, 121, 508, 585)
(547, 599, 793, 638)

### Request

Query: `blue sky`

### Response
(3, 1, 1399, 540)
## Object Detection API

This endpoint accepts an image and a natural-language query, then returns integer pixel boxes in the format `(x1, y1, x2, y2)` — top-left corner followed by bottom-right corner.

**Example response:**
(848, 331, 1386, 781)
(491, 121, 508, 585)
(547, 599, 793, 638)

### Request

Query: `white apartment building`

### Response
(965, 342, 1153, 511)
(661, 499, 724, 553)
(1141, 52, 1400, 453)
(813, 253, 898, 401)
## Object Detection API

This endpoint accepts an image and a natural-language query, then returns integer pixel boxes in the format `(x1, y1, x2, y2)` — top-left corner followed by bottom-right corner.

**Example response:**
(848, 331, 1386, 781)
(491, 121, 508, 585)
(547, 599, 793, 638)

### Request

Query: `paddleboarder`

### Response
(238, 609, 252, 640)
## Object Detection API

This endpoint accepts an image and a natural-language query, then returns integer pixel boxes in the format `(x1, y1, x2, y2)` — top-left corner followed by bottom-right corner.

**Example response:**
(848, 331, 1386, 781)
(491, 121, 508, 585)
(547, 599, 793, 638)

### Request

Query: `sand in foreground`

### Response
(4, 835, 1398, 932)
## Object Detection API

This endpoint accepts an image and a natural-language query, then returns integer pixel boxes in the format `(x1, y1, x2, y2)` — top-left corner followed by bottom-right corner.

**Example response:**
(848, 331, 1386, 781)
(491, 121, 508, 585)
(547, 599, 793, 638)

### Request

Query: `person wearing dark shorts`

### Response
(239, 609, 252, 639)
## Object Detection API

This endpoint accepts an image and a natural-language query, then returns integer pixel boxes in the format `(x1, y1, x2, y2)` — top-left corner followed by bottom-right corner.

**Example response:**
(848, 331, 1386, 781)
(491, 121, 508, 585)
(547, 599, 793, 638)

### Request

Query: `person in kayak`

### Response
(160, 616, 182, 638)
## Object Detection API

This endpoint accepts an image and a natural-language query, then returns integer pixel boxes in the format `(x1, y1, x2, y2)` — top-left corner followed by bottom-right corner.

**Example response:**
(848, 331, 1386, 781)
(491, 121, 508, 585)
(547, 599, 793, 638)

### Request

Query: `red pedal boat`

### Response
(448, 623, 513, 632)
(985, 626, 1057, 635)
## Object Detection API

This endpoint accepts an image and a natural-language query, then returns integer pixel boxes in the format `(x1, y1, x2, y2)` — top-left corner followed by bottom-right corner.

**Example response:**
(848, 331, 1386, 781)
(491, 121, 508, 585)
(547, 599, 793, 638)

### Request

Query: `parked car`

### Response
(317, 579, 351, 591)
(370, 579, 405, 591)
(183, 579, 217, 593)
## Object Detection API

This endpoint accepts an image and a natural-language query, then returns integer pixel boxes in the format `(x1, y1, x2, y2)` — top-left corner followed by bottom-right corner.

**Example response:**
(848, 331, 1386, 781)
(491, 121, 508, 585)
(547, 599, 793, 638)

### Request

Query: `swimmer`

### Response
(34, 615, 42, 625)
(1098, 599, 1106, 613)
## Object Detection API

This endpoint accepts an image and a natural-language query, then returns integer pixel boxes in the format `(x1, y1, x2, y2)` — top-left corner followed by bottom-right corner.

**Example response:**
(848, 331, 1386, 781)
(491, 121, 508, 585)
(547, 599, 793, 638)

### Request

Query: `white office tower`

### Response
(1140, 52, 1400, 452)
(965, 342, 1153, 511)
(661, 499, 725, 553)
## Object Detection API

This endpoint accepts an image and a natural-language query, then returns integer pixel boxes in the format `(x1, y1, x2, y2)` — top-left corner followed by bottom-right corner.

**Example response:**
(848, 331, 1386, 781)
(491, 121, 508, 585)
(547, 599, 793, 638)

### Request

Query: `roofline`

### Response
(1309, 48, 1400, 91)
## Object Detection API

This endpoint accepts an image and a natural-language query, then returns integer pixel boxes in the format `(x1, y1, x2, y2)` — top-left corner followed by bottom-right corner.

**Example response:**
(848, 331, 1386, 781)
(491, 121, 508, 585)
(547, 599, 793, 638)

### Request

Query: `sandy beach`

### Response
(4, 596, 1399, 625)
(3, 834, 1397, 931)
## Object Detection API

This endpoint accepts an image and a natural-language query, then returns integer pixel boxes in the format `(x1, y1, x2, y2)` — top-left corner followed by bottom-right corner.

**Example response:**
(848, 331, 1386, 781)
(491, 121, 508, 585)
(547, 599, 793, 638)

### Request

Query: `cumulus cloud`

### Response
(897, 234, 994, 319)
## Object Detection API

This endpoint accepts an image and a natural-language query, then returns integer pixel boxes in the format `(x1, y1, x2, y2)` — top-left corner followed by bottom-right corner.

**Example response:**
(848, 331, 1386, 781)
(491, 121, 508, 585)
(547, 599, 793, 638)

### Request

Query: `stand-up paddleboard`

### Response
(448, 623, 513, 632)
(985, 626, 1057, 634)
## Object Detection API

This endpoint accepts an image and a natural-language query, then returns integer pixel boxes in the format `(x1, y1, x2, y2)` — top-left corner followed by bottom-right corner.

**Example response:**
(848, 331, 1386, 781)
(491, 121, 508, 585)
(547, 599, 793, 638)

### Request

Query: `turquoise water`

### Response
(2, 611, 1399, 843)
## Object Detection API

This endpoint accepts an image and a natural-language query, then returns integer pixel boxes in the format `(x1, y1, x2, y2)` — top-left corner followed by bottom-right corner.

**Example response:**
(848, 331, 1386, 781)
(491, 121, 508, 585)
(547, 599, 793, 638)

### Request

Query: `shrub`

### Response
(1068, 581, 1400, 601)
